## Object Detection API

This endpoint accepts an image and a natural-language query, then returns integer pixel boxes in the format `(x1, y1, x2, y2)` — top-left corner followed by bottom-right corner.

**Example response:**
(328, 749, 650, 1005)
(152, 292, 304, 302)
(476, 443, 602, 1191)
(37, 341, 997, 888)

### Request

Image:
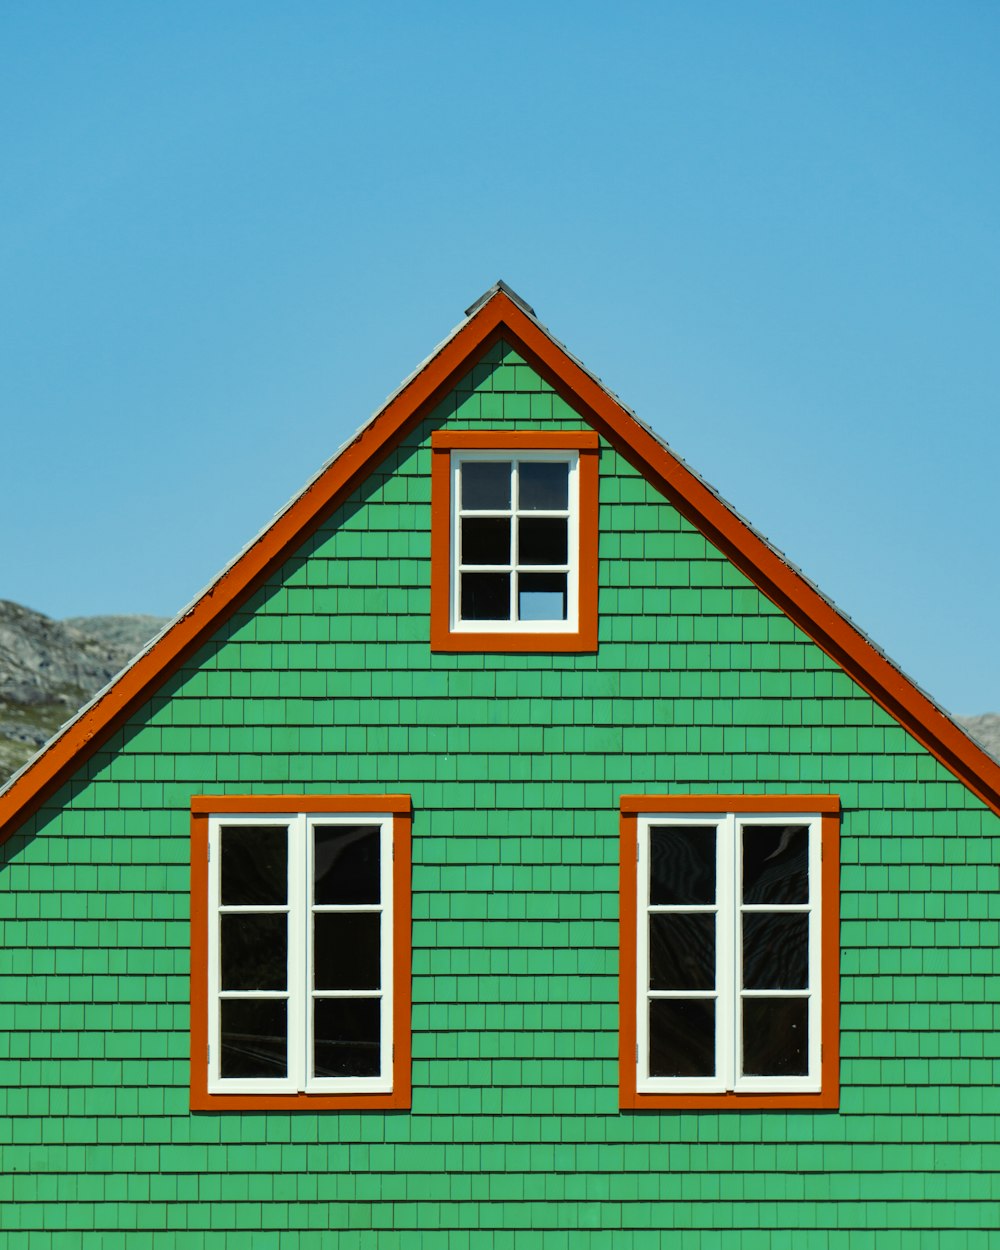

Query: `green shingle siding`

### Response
(1, 343, 999, 1245)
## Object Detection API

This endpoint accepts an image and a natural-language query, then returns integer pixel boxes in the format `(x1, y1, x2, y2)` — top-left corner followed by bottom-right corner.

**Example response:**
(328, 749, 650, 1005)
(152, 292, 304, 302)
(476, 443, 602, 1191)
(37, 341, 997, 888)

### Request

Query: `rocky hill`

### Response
(956, 713, 1000, 762)
(0, 601, 167, 782)
(0, 598, 997, 785)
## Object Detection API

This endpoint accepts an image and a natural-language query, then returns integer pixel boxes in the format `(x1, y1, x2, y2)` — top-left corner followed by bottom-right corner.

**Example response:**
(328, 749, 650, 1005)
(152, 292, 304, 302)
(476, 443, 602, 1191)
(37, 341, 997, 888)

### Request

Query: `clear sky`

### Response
(2, 3, 998, 715)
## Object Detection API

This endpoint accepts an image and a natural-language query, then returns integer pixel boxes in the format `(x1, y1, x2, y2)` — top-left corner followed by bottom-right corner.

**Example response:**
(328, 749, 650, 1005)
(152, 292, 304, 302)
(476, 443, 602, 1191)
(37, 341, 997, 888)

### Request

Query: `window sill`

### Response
(620, 1089, 840, 1111)
(191, 1089, 411, 1112)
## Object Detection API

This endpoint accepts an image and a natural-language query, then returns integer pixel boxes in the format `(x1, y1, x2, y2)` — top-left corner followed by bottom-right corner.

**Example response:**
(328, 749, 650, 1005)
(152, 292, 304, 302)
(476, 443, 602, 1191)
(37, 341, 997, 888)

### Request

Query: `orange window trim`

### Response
(618, 794, 840, 1112)
(190, 794, 412, 1112)
(430, 430, 600, 653)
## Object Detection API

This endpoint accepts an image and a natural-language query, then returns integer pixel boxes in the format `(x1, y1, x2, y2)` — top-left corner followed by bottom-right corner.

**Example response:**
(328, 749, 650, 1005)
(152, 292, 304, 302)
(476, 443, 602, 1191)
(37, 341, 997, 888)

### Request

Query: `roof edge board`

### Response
(2, 288, 999, 840)
(464, 280, 536, 319)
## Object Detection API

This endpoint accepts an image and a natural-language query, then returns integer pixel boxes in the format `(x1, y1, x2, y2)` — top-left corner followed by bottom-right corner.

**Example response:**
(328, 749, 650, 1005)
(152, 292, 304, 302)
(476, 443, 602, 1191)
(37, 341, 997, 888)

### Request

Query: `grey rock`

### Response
(0, 601, 168, 783)
(955, 713, 1000, 763)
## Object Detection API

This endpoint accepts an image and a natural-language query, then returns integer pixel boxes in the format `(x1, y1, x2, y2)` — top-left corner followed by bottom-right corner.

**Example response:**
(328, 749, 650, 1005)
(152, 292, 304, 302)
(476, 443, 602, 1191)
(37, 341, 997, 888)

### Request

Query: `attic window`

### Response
(431, 431, 599, 652)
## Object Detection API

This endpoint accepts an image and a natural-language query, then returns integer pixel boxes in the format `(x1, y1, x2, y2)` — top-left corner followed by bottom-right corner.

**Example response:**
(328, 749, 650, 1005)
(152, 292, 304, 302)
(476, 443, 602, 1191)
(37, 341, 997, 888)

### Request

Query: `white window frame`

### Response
(635, 811, 822, 1095)
(449, 449, 581, 635)
(206, 811, 394, 1096)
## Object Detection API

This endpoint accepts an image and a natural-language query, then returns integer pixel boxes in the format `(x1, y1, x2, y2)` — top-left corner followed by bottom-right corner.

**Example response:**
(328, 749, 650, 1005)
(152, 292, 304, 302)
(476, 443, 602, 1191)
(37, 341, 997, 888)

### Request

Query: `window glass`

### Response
(221, 913, 287, 991)
(649, 999, 715, 1078)
(313, 998, 381, 1078)
(519, 460, 568, 510)
(221, 824, 287, 905)
(649, 825, 715, 905)
(220, 999, 287, 1079)
(742, 998, 808, 1076)
(461, 460, 510, 510)
(461, 571, 511, 620)
(313, 913, 380, 990)
(518, 573, 566, 621)
(313, 825, 380, 905)
(518, 517, 567, 565)
(742, 913, 809, 989)
(462, 517, 511, 566)
(742, 824, 809, 904)
(648, 914, 715, 990)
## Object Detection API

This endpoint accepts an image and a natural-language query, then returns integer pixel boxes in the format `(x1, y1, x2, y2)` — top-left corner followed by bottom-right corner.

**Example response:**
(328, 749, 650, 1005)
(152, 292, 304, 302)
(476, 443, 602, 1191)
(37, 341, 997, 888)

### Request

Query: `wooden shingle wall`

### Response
(1, 342, 999, 1247)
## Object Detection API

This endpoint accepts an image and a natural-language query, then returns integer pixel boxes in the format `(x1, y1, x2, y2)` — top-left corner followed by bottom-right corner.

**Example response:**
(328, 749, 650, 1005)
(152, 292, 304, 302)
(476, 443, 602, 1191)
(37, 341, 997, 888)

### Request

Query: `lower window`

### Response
(190, 795, 411, 1110)
(619, 795, 840, 1110)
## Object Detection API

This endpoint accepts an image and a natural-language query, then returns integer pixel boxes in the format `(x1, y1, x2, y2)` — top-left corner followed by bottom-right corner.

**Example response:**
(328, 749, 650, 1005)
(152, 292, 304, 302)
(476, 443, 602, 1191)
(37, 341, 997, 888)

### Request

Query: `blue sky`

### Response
(2, 3, 998, 714)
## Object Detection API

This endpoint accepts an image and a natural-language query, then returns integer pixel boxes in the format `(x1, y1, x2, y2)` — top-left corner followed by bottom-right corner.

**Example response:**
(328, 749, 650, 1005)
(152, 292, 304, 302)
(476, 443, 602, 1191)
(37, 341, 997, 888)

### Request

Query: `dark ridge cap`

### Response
(465, 280, 536, 319)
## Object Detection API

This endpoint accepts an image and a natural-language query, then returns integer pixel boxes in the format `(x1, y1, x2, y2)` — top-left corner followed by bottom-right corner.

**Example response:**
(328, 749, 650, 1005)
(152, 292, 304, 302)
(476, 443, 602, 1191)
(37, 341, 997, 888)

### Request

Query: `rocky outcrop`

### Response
(0, 601, 167, 782)
(955, 713, 1000, 764)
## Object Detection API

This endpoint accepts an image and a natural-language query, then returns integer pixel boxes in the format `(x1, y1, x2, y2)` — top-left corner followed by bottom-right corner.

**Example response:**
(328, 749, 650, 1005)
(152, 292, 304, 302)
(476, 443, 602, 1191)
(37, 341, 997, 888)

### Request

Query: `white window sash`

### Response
(449, 449, 581, 634)
(635, 812, 822, 1095)
(207, 811, 394, 1096)
(306, 814, 393, 1094)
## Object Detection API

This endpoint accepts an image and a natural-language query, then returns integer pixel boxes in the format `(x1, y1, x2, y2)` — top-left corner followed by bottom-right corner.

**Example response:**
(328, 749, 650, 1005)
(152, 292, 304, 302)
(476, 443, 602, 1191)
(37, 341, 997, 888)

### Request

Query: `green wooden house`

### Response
(2, 283, 999, 1248)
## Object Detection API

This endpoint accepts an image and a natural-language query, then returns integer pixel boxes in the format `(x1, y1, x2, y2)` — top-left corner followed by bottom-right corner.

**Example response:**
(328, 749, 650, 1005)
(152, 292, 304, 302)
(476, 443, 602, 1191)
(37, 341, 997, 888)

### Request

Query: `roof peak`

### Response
(464, 280, 536, 319)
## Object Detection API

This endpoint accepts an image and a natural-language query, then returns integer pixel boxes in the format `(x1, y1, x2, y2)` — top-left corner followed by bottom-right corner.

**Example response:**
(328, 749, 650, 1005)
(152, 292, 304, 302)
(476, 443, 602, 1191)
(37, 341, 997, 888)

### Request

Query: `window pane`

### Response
(461, 461, 510, 510)
(517, 572, 566, 621)
(742, 824, 809, 904)
(220, 998, 287, 1078)
(314, 825, 380, 905)
(519, 460, 568, 510)
(221, 825, 287, 905)
(221, 913, 287, 991)
(649, 913, 715, 990)
(649, 825, 716, 905)
(314, 998, 381, 1077)
(314, 912, 380, 990)
(742, 997, 808, 1076)
(649, 998, 714, 1078)
(742, 913, 809, 990)
(518, 517, 567, 565)
(461, 571, 510, 620)
(461, 517, 510, 566)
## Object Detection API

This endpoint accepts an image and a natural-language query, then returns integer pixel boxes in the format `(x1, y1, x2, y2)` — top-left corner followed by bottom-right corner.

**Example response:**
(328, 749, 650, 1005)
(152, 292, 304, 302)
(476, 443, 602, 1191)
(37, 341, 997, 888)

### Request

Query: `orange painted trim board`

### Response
(618, 796, 840, 1111)
(189, 795, 411, 1111)
(431, 430, 601, 451)
(191, 794, 412, 816)
(2, 287, 999, 838)
(430, 430, 599, 653)
(620, 794, 842, 815)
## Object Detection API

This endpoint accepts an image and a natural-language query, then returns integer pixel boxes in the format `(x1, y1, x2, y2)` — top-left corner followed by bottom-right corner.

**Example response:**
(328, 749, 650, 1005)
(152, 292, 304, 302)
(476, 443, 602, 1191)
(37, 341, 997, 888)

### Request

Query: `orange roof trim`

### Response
(3, 285, 1000, 837)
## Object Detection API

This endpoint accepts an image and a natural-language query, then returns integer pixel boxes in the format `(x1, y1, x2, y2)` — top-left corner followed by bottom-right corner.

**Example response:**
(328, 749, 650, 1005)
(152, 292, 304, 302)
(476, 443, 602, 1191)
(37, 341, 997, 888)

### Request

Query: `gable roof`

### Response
(3, 282, 1000, 837)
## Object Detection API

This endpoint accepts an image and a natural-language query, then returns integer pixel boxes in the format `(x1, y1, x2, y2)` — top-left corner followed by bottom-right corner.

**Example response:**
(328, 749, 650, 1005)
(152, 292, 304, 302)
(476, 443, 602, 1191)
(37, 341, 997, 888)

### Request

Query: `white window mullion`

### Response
(717, 813, 737, 1090)
(287, 813, 307, 1092)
